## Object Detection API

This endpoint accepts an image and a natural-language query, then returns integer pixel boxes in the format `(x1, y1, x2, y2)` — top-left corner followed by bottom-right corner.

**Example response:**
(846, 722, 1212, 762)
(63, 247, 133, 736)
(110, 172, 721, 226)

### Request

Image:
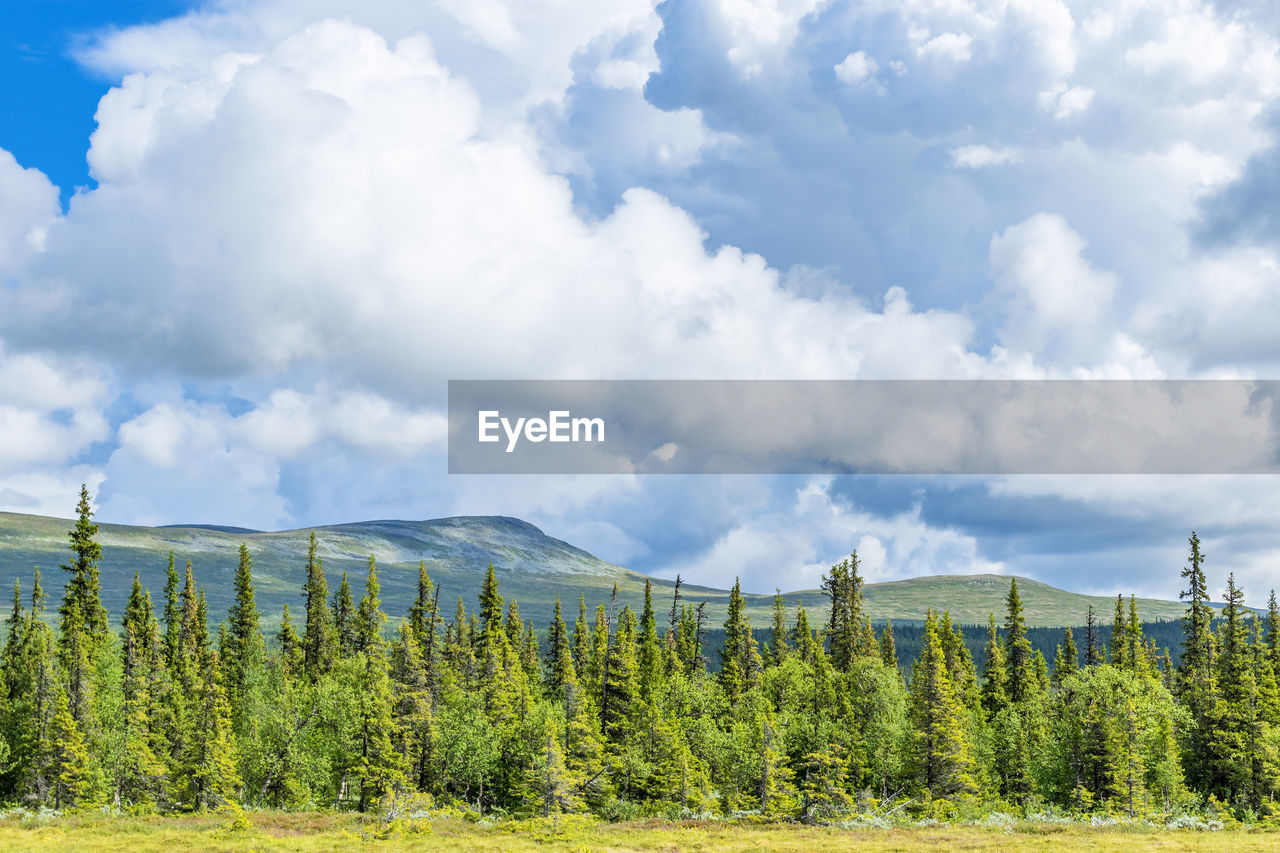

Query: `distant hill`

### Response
(0, 511, 1203, 630)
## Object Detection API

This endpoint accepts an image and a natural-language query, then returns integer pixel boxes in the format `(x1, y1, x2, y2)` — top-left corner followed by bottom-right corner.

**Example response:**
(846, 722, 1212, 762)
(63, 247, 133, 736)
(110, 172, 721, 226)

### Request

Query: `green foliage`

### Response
(2, 496, 1278, 826)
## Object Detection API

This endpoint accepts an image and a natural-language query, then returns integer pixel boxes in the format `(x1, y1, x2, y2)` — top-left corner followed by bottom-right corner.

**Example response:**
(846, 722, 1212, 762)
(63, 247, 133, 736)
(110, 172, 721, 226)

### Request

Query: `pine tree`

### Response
(525, 720, 582, 816)
(173, 561, 205, 696)
(981, 613, 1008, 716)
(2, 570, 58, 802)
(162, 552, 180, 670)
(180, 651, 241, 810)
(1212, 573, 1256, 805)
(478, 564, 504, 637)
(638, 580, 662, 697)
(1180, 531, 1213, 682)
(276, 604, 303, 678)
(571, 595, 589, 677)
(601, 606, 639, 747)
(301, 531, 334, 677)
(719, 579, 761, 698)
(333, 572, 357, 658)
(353, 556, 386, 655)
(821, 553, 865, 670)
(58, 486, 108, 726)
(880, 620, 898, 672)
(1177, 532, 1220, 797)
(117, 574, 168, 806)
(45, 688, 94, 809)
(770, 590, 789, 667)
(1109, 595, 1128, 669)
(1004, 578, 1034, 703)
(1084, 605, 1101, 668)
(544, 598, 570, 695)
(353, 603, 405, 811)
(1054, 627, 1079, 684)
(910, 611, 977, 796)
(1267, 590, 1280, 675)
(221, 544, 265, 718)
(407, 561, 434, 648)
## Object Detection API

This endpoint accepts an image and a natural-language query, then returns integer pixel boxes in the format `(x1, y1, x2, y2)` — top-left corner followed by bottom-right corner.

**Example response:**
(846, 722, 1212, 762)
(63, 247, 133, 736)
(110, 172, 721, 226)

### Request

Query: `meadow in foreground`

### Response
(2, 811, 1279, 853)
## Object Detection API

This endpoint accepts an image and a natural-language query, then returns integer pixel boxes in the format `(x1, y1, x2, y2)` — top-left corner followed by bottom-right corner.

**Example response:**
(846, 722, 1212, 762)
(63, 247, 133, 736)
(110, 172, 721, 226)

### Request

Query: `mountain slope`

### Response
(0, 511, 1199, 630)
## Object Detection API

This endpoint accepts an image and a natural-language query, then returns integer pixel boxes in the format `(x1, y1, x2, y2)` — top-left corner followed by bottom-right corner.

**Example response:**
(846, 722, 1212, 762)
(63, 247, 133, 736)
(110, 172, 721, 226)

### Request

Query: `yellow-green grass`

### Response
(3, 813, 1280, 852)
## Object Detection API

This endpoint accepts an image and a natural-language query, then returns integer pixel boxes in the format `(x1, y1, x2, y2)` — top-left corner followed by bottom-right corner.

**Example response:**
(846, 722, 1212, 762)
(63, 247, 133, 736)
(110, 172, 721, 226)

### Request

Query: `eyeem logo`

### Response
(478, 410, 606, 453)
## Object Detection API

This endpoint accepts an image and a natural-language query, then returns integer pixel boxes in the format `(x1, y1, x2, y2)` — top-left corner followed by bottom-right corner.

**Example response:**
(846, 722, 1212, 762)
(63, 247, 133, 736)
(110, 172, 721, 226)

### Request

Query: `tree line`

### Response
(2, 487, 1279, 821)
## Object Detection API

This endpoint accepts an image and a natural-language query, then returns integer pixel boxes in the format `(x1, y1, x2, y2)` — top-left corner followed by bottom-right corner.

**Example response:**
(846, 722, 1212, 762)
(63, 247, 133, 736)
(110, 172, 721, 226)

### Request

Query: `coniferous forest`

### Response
(3, 487, 1280, 826)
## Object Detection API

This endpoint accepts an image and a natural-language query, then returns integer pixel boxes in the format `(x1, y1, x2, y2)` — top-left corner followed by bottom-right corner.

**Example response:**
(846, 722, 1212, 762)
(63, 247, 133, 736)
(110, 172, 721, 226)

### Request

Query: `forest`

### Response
(1, 486, 1278, 827)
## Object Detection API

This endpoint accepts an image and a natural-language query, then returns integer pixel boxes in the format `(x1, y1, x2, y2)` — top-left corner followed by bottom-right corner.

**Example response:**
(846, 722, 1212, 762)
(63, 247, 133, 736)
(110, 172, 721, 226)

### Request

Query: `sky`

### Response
(3, 0, 1280, 603)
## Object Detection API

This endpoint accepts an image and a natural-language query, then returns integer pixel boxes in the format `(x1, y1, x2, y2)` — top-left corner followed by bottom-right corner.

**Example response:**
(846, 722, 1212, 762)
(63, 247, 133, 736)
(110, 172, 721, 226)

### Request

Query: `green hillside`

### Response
(0, 511, 1196, 630)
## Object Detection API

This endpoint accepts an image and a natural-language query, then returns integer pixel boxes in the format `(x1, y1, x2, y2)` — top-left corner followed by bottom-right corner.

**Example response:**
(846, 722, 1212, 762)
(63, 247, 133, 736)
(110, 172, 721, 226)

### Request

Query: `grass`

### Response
(2, 811, 1279, 852)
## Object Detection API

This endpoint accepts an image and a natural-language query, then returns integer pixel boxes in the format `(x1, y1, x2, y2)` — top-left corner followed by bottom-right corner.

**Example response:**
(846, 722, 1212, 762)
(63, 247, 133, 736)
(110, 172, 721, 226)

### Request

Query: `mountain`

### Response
(0, 511, 1198, 631)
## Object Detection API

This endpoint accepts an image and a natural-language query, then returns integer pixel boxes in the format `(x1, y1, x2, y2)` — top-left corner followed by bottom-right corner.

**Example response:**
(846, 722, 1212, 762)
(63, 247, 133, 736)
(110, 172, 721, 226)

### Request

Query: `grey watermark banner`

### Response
(447, 380, 1280, 474)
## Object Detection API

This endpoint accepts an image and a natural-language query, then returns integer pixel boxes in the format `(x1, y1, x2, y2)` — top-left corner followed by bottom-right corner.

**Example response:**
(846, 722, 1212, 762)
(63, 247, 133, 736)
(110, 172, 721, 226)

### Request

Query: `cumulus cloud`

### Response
(663, 479, 1004, 593)
(834, 50, 879, 88)
(950, 144, 1021, 168)
(916, 32, 973, 64)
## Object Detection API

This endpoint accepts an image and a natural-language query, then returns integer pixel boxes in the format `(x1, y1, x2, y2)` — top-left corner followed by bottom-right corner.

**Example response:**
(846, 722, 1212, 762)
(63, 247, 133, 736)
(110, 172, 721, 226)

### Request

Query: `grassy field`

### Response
(2, 812, 1278, 852)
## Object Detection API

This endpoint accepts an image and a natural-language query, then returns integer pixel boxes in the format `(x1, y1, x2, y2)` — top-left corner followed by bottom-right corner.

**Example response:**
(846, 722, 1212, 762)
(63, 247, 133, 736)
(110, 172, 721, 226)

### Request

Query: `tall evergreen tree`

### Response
(58, 485, 109, 726)
(221, 544, 265, 717)
(719, 579, 761, 699)
(301, 531, 333, 677)
(1004, 579, 1034, 703)
(911, 611, 977, 796)
(353, 556, 385, 655)
(880, 620, 898, 672)
(162, 552, 180, 670)
(821, 553, 865, 670)
(333, 572, 357, 658)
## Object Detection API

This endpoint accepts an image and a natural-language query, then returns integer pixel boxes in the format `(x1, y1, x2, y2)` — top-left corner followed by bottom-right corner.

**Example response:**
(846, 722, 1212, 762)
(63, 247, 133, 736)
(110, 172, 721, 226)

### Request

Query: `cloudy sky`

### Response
(3, 0, 1280, 602)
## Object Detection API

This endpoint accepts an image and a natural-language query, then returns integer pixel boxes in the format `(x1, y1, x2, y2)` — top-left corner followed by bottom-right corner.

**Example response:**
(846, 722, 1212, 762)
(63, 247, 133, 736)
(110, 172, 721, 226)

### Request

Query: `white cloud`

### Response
(1039, 84, 1094, 119)
(834, 50, 879, 87)
(664, 479, 1004, 594)
(713, 0, 829, 77)
(0, 149, 60, 272)
(950, 143, 1021, 168)
(916, 32, 972, 64)
(988, 213, 1120, 363)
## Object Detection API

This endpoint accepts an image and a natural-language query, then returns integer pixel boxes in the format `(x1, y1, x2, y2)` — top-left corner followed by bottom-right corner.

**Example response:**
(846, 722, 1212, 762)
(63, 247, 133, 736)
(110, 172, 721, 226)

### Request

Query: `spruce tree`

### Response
(353, 556, 385, 655)
(301, 531, 333, 677)
(117, 573, 167, 806)
(221, 544, 265, 718)
(821, 553, 865, 671)
(1004, 578, 1035, 703)
(981, 613, 1008, 716)
(58, 485, 108, 726)
(910, 611, 977, 796)
(1179, 531, 1213, 682)
(46, 688, 94, 809)
(180, 651, 241, 810)
(276, 604, 303, 678)
(880, 620, 898, 672)
(525, 720, 581, 816)
(1084, 605, 1101, 668)
(1109, 595, 1127, 669)
(1054, 627, 1079, 684)
(162, 552, 180, 670)
(638, 580, 663, 697)
(770, 590, 789, 667)
(333, 572, 357, 658)
(719, 579, 761, 698)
